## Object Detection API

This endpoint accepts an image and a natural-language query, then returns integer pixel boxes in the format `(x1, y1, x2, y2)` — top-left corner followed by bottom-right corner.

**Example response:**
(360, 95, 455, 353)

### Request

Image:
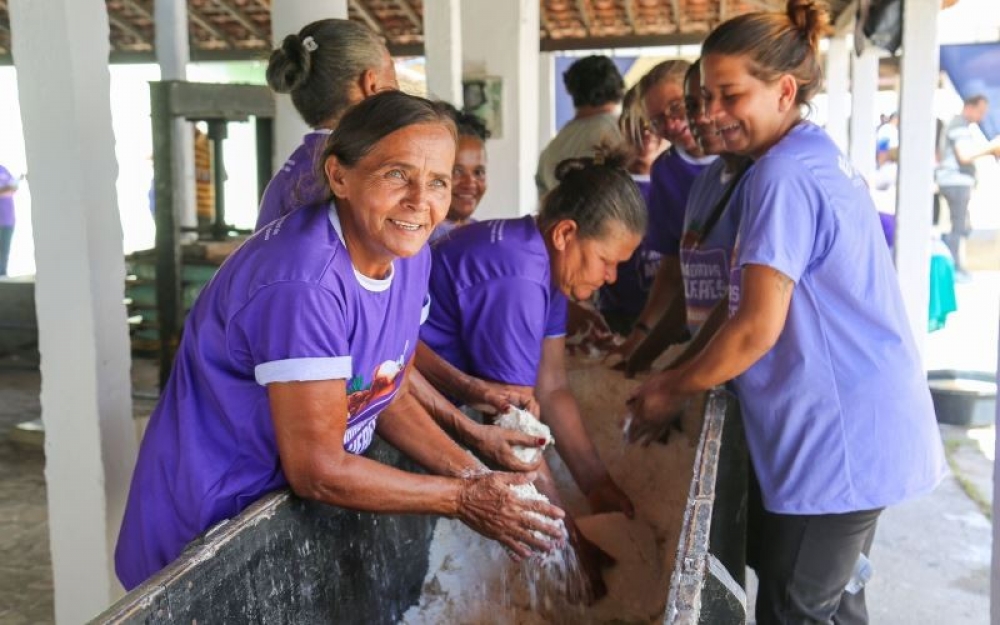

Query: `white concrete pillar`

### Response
(424, 0, 463, 105)
(895, 0, 939, 361)
(462, 0, 540, 219)
(994, 337, 1000, 625)
(8, 0, 137, 621)
(538, 52, 557, 155)
(849, 46, 880, 181)
(155, 0, 197, 232)
(825, 35, 850, 153)
(271, 0, 348, 165)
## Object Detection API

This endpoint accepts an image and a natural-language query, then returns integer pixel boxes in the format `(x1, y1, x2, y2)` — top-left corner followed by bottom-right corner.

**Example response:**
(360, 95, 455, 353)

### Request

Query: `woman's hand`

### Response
(469, 380, 541, 417)
(456, 471, 566, 559)
(623, 370, 691, 445)
(565, 516, 616, 604)
(585, 474, 635, 519)
(566, 300, 619, 357)
(469, 423, 547, 472)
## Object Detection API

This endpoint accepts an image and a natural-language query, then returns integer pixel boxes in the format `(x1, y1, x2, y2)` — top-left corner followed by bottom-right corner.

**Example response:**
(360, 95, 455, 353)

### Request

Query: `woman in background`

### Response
(430, 107, 490, 244)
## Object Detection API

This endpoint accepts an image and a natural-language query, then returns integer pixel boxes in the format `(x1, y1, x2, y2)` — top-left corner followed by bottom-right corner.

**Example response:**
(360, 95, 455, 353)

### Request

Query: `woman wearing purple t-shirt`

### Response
(428, 107, 490, 245)
(115, 93, 565, 591)
(608, 59, 717, 362)
(628, 3, 945, 623)
(258, 19, 539, 455)
(421, 153, 645, 598)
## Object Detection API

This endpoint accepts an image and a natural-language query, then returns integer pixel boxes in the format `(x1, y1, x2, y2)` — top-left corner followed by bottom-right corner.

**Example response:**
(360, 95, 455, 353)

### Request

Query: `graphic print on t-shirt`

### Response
(343, 340, 411, 454)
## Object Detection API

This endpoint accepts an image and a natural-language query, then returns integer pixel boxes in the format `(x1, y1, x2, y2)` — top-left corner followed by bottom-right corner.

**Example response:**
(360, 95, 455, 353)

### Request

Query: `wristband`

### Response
(634, 321, 651, 335)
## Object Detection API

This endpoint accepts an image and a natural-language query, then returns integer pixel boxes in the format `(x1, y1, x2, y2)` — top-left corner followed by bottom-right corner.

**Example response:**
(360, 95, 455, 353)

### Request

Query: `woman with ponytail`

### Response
(256, 19, 398, 230)
(627, 2, 945, 622)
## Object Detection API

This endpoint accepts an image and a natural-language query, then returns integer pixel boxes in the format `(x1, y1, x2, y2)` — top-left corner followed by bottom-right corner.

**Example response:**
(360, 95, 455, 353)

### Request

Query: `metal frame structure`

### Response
(149, 80, 274, 386)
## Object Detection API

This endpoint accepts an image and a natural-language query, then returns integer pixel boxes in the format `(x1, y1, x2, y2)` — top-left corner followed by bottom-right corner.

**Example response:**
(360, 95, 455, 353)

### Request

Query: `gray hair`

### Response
(266, 19, 387, 127)
(539, 151, 647, 240)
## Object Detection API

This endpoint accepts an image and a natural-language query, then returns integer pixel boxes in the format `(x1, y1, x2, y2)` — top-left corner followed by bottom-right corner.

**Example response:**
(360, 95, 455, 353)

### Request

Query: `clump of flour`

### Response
(495, 406, 553, 464)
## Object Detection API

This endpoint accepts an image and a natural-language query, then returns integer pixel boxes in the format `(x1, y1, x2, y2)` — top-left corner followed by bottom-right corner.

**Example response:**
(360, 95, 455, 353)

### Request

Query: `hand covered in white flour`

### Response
(469, 422, 547, 472)
(456, 471, 565, 559)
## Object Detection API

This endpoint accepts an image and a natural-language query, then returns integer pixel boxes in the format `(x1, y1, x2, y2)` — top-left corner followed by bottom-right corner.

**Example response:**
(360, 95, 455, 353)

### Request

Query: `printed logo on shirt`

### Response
(639, 249, 663, 288)
(680, 247, 729, 332)
(343, 341, 411, 454)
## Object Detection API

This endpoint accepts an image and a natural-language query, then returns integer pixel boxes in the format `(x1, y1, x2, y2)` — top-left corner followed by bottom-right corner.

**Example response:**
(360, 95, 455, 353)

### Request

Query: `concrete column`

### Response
(271, 0, 348, 165)
(155, 0, 197, 232)
(825, 35, 850, 153)
(461, 0, 540, 219)
(424, 0, 463, 105)
(995, 339, 1000, 625)
(894, 0, 939, 361)
(849, 46, 879, 181)
(538, 51, 557, 155)
(8, 0, 137, 621)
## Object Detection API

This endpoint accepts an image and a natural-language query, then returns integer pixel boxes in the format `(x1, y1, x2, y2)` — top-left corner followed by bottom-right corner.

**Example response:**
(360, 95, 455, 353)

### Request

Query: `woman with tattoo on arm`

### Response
(626, 2, 945, 624)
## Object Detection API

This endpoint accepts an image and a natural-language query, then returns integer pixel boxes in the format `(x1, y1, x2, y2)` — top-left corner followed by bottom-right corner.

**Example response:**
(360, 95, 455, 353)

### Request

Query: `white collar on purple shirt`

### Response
(327, 202, 395, 293)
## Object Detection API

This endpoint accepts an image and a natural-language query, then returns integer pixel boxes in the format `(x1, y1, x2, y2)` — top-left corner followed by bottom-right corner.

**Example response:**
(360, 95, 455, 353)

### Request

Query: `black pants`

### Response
(939, 185, 972, 271)
(748, 473, 882, 625)
(0, 225, 12, 276)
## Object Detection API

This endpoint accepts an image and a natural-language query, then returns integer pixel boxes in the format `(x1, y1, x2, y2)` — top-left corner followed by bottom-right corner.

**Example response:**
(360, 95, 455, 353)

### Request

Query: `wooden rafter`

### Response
(396, 0, 422, 31)
(350, 0, 384, 35)
(108, 13, 151, 48)
(575, 0, 592, 34)
(212, 0, 266, 41)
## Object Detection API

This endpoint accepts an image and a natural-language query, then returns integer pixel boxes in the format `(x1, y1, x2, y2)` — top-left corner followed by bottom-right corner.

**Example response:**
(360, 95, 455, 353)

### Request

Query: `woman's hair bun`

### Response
(786, 0, 832, 49)
(266, 33, 313, 94)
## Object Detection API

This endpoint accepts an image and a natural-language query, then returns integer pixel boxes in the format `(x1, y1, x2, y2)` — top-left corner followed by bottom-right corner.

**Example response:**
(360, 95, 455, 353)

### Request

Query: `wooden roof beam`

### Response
(575, 0, 592, 34)
(212, 0, 266, 41)
(350, 0, 385, 35)
(396, 0, 422, 31)
(108, 13, 152, 48)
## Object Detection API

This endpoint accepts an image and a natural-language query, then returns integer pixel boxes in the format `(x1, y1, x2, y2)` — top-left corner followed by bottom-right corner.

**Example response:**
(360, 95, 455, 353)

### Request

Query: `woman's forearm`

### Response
(414, 341, 482, 404)
(405, 368, 481, 447)
(537, 387, 607, 494)
(377, 390, 486, 477)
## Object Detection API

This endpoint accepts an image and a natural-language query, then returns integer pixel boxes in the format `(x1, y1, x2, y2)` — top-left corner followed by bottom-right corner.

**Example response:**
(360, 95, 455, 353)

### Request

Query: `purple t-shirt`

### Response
(116, 202, 431, 590)
(421, 216, 568, 388)
(646, 147, 716, 256)
(728, 122, 945, 515)
(598, 175, 652, 318)
(0, 165, 16, 227)
(428, 218, 477, 245)
(679, 159, 745, 336)
(255, 131, 331, 231)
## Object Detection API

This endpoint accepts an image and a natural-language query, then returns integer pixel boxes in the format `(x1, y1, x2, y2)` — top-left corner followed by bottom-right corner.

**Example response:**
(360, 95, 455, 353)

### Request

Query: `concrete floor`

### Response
(0, 271, 995, 624)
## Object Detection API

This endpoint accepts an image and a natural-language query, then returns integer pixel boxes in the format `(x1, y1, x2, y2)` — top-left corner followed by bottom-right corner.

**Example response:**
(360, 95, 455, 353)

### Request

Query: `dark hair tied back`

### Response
(542, 145, 646, 241)
(787, 0, 831, 51)
(702, 0, 831, 105)
(267, 34, 312, 94)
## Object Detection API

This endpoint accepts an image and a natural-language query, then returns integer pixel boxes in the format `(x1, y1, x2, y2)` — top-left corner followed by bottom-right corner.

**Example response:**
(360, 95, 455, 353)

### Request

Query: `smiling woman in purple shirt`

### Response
(114, 92, 565, 591)
(627, 2, 946, 624)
